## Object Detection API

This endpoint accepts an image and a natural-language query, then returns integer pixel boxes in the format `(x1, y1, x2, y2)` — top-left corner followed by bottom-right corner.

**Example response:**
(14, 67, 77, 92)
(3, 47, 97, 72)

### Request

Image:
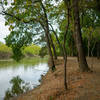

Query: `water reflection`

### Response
(4, 76, 30, 100)
(0, 58, 49, 100)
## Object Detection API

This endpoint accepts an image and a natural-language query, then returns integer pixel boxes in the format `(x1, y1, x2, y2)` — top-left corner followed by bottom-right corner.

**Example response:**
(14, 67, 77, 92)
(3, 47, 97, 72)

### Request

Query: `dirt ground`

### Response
(14, 57, 100, 100)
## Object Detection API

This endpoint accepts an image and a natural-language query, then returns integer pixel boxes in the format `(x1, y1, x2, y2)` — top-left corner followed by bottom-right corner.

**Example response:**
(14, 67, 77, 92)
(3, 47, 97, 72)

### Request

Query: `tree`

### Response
(0, 0, 56, 70)
(72, 0, 90, 72)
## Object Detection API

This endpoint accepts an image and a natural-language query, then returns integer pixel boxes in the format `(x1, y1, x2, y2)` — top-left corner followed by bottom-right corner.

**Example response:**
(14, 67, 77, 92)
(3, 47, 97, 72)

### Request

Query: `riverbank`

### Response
(13, 57, 100, 100)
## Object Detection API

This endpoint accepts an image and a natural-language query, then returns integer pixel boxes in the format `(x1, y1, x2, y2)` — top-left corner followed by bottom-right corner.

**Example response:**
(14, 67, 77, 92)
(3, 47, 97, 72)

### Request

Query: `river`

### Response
(0, 57, 49, 100)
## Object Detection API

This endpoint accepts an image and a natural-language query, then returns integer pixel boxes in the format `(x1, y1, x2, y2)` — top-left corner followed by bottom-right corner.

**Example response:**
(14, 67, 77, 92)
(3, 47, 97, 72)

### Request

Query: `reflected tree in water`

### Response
(4, 76, 30, 100)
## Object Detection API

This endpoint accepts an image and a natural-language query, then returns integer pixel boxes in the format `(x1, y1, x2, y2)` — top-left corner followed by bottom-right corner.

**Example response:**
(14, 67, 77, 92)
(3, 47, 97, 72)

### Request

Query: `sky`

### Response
(0, 0, 12, 43)
(0, 0, 11, 43)
(0, 15, 10, 43)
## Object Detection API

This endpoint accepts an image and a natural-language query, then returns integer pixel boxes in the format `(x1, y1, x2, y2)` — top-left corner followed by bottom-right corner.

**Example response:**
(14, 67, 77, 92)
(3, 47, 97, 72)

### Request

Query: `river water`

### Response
(0, 58, 49, 100)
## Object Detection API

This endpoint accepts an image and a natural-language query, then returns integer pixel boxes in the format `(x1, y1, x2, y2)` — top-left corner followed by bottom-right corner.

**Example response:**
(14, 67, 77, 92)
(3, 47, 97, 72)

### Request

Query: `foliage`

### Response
(5, 23, 34, 61)
(0, 42, 12, 53)
(82, 27, 100, 56)
(0, 42, 41, 60)
(0, 42, 12, 59)
(23, 44, 41, 56)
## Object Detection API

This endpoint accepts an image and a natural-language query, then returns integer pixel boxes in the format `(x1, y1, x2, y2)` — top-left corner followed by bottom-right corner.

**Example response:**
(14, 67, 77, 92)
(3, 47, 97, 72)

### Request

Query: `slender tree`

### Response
(62, 0, 70, 90)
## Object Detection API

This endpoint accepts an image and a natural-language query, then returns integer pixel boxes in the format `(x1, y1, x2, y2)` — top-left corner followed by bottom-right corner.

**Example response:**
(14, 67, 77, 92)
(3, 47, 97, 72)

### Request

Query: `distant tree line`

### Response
(0, 42, 47, 59)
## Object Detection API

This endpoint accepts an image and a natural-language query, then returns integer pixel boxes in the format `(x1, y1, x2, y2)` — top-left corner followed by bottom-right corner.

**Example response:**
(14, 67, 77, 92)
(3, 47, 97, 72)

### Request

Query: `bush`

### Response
(23, 44, 41, 57)
(0, 42, 12, 59)
(0, 42, 12, 53)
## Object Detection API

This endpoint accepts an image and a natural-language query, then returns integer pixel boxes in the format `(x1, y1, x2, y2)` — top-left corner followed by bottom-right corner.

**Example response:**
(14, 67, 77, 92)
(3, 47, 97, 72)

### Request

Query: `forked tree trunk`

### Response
(73, 0, 90, 72)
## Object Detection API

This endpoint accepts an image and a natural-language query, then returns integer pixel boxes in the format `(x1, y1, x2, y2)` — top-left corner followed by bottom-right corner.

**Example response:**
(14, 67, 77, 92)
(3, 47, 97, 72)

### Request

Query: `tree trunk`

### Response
(40, 1, 55, 71)
(88, 31, 92, 57)
(88, 39, 90, 57)
(73, 0, 90, 72)
(63, 52, 67, 90)
(97, 41, 100, 59)
(40, 23, 55, 70)
(45, 29, 55, 71)
(49, 34, 57, 60)
(63, 0, 71, 90)
(49, 25, 64, 57)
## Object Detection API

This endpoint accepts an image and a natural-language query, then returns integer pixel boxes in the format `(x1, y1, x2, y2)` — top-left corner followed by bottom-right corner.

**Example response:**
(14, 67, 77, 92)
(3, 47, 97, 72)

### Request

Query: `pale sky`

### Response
(0, 14, 10, 43)
(0, 0, 11, 43)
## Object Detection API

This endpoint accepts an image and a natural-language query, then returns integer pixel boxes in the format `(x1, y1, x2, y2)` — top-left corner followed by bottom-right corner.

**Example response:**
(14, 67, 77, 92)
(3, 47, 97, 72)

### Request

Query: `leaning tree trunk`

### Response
(73, 0, 90, 72)
(40, 0, 55, 71)
(49, 34, 57, 60)
(49, 24, 64, 57)
(40, 23, 55, 70)
(45, 29, 55, 71)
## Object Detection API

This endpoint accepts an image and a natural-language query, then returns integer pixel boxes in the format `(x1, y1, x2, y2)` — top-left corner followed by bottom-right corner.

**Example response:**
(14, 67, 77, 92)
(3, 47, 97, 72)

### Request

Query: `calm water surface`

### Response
(0, 58, 49, 100)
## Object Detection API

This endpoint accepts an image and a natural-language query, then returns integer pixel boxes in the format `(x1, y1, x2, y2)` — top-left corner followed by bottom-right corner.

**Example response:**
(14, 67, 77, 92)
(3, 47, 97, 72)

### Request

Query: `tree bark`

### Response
(88, 31, 92, 57)
(63, 0, 71, 90)
(49, 34, 57, 60)
(97, 41, 100, 59)
(73, 0, 90, 72)
(88, 39, 90, 57)
(45, 29, 55, 70)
